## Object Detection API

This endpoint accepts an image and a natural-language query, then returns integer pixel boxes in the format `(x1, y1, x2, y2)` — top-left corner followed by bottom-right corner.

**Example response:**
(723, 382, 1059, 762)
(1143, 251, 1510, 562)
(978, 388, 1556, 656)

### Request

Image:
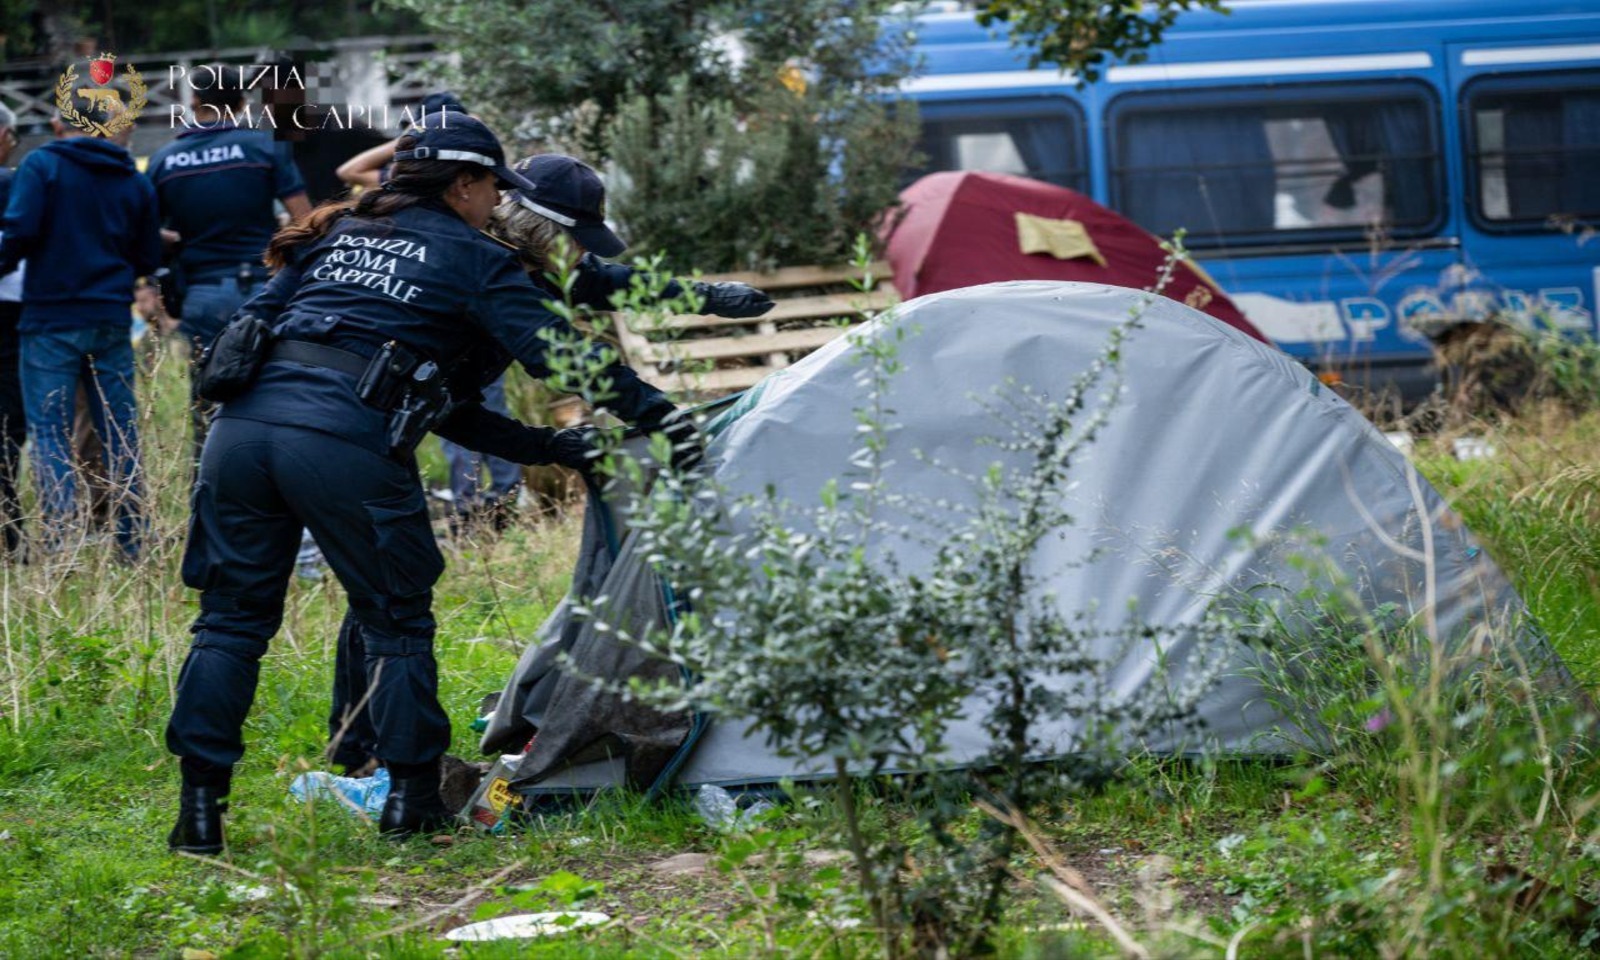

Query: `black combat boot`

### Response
(379, 762, 455, 838)
(169, 758, 231, 855)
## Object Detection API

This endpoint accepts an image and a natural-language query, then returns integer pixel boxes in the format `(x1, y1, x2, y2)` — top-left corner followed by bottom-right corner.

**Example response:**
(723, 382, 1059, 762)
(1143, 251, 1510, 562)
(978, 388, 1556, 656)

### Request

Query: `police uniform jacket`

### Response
(224, 201, 671, 461)
(551, 253, 688, 310)
(441, 251, 690, 414)
(147, 123, 306, 282)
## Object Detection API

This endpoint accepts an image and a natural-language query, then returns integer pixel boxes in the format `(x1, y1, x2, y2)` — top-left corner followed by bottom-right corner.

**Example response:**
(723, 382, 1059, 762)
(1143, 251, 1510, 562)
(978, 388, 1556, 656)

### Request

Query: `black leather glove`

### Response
(694, 281, 774, 319)
(548, 426, 601, 473)
(639, 407, 705, 473)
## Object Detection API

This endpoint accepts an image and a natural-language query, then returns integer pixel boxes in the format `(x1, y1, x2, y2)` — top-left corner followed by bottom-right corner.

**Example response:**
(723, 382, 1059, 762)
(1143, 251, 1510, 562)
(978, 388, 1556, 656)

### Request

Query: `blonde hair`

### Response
(485, 197, 579, 277)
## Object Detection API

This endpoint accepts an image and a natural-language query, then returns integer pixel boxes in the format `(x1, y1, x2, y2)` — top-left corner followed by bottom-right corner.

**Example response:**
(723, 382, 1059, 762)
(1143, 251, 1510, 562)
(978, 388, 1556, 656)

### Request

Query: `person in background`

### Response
(334, 90, 467, 192)
(491, 154, 773, 327)
(0, 111, 161, 560)
(0, 105, 23, 557)
(442, 384, 524, 534)
(147, 64, 311, 458)
(67, 105, 145, 536)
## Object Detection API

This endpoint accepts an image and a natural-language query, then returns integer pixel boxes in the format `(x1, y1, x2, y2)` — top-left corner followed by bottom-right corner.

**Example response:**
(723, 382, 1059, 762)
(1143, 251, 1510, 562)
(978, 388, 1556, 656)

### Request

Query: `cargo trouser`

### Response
(328, 612, 381, 769)
(165, 416, 450, 769)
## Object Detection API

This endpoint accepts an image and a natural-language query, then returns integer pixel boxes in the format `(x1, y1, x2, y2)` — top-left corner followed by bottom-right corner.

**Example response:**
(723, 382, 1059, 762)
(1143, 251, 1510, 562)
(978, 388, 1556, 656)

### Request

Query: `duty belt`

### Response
(267, 339, 450, 452)
(267, 339, 371, 378)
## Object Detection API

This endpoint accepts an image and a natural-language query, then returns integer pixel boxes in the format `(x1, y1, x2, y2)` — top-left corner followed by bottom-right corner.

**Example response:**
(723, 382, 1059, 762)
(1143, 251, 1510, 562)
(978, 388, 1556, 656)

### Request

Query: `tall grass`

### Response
(0, 337, 584, 813)
(0, 339, 583, 735)
(2, 337, 1599, 958)
(0, 339, 591, 955)
(1201, 406, 1600, 958)
(1416, 406, 1600, 684)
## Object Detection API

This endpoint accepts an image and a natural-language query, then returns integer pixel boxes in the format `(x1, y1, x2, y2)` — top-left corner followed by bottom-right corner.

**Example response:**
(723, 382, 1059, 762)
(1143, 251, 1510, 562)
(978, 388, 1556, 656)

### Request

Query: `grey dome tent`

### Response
(481, 281, 1573, 798)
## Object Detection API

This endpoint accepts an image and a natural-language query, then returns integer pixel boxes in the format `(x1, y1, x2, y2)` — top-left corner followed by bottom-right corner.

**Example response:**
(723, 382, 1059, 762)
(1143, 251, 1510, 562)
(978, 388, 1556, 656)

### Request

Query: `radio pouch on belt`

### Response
(195, 314, 275, 403)
(356, 340, 422, 411)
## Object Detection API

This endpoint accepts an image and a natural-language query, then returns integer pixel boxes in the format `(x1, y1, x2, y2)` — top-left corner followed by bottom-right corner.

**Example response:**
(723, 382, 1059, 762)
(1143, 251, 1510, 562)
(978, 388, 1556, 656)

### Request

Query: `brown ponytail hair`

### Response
(264, 133, 493, 270)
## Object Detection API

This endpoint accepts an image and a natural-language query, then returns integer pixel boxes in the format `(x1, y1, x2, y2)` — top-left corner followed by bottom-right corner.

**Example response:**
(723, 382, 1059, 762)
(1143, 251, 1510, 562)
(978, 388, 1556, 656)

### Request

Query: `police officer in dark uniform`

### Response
(147, 65, 312, 453)
(323, 152, 773, 775)
(164, 113, 685, 852)
(501, 152, 775, 317)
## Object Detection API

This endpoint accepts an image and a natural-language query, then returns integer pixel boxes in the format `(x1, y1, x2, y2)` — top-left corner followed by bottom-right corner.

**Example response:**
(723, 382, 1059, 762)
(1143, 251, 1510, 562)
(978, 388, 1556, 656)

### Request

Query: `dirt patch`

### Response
(1050, 834, 1237, 926)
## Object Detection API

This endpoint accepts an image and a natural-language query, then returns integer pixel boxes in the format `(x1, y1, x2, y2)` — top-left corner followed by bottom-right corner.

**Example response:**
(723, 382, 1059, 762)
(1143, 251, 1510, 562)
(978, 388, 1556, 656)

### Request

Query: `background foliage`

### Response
(385, 0, 921, 271)
(977, 0, 1230, 82)
(0, 0, 407, 60)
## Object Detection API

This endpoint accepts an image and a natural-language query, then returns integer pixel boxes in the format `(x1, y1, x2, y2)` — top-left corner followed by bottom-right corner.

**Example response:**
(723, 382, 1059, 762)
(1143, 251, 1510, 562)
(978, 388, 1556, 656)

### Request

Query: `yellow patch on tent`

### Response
(1014, 212, 1107, 265)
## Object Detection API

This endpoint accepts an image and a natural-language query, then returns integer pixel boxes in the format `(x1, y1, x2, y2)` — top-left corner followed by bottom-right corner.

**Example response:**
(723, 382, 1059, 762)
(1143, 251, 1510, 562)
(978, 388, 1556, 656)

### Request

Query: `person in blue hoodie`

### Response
(0, 114, 162, 559)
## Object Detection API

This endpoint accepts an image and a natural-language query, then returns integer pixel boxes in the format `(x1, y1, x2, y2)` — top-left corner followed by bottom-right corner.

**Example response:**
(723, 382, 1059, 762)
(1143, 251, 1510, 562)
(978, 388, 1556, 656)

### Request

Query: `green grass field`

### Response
(1, 352, 1596, 958)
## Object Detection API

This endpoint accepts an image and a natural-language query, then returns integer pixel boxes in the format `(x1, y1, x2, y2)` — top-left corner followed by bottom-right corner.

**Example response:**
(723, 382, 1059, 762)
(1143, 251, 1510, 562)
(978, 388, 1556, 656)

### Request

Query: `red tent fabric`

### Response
(885, 171, 1269, 343)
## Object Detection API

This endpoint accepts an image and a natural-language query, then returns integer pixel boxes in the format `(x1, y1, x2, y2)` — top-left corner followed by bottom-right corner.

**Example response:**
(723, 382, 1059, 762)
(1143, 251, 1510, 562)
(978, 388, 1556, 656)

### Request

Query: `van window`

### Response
(1467, 75, 1600, 226)
(1110, 86, 1441, 248)
(913, 98, 1086, 190)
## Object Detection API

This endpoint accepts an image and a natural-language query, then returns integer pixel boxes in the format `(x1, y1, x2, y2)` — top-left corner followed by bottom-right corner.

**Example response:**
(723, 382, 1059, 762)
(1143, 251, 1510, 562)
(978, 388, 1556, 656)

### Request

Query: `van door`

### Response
(1446, 41, 1600, 340)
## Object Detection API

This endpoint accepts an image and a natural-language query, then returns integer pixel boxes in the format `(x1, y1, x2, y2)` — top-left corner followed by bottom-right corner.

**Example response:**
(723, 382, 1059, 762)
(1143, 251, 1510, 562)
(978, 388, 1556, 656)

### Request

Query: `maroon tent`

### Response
(885, 171, 1269, 343)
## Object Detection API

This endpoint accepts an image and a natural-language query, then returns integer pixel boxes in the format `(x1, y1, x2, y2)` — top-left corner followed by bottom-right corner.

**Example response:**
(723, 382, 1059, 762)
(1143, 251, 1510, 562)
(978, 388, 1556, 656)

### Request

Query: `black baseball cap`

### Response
(511, 154, 626, 258)
(393, 112, 534, 192)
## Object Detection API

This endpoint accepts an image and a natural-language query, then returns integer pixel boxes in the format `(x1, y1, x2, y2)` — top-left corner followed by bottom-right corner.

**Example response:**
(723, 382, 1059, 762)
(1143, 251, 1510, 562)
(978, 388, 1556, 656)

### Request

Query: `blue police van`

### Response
(898, 0, 1600, 401)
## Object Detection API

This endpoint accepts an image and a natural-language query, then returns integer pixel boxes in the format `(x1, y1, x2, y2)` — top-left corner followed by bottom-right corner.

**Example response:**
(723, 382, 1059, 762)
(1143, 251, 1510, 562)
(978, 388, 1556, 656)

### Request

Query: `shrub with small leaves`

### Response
(582, 240, 1254, 957)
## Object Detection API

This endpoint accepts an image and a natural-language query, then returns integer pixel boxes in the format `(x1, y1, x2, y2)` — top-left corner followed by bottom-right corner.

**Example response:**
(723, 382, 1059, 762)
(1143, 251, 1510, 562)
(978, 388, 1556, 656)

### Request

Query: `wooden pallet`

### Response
(614, 261, 895, 396)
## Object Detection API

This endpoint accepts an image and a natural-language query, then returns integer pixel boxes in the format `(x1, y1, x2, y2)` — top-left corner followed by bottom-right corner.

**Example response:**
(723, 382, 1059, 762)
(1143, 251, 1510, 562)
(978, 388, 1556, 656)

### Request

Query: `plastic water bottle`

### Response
(694, 784, 776, 830)
(289, 766, 391, 817)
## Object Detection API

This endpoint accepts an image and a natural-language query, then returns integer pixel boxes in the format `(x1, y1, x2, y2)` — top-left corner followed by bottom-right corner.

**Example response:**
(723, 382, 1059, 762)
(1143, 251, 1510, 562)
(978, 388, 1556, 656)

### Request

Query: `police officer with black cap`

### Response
(147, 64, 312, 453)
(503, 153, 774, 317)
(322, 152, 772, 775)
(164, 112, 686, 853)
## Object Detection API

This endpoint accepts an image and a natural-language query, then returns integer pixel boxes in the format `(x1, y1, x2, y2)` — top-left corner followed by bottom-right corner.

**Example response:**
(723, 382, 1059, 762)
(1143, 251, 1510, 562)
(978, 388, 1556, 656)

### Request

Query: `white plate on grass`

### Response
(442, 912, 610, 941)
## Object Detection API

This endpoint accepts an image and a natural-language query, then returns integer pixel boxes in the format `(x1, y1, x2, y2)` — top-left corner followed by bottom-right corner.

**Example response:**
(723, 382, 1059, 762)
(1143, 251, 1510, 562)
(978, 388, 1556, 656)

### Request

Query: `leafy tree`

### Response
(978, 0, 1229, 82)
(393, 0, 919, 269)
(604, 77, 917, 272)
(385, 0, 916, 159)
(0, 1, 405, 59)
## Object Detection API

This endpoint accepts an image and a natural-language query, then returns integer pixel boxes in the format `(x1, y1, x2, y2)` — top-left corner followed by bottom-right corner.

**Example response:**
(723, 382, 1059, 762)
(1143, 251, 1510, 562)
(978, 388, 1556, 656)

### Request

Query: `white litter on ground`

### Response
(442, 912, 610, 941)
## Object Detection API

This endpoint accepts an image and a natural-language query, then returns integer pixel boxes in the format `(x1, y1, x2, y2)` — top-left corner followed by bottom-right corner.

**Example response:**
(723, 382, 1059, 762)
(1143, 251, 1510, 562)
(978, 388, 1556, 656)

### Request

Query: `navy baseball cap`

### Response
(512, 155, 626, 258)
(420, 90, 468, 116)
(393, 112, 534, 192)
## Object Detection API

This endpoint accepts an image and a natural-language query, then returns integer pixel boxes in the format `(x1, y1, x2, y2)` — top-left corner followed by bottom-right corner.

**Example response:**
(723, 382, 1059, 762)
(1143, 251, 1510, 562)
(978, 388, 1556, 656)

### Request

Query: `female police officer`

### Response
(494, 153, 773, 317)
(322, 153, 774, 779)
(164, 113, 683, 852)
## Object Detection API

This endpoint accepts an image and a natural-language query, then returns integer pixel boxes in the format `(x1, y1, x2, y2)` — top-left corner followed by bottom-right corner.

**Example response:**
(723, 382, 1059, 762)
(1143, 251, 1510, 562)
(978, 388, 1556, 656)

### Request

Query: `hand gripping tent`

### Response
(482, 281, 1577, 798)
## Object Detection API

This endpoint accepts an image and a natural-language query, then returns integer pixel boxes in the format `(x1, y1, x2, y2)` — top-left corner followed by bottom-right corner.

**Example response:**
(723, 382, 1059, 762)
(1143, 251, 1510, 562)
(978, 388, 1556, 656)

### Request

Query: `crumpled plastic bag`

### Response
(288, 766, 390, 817)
